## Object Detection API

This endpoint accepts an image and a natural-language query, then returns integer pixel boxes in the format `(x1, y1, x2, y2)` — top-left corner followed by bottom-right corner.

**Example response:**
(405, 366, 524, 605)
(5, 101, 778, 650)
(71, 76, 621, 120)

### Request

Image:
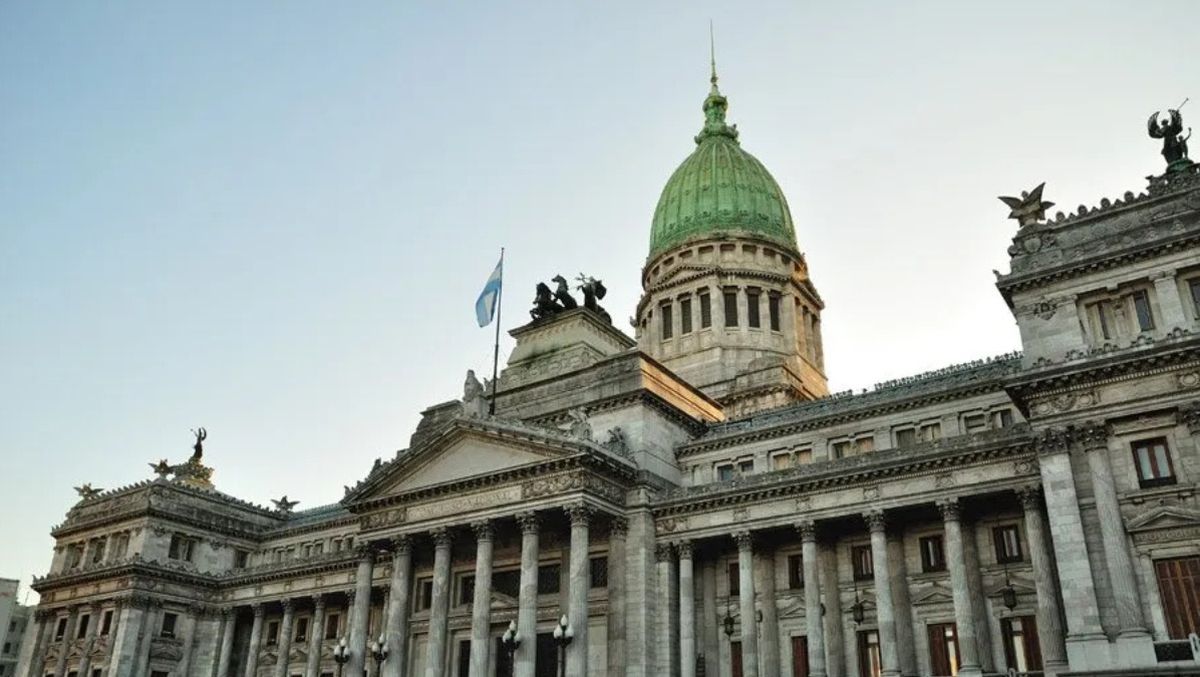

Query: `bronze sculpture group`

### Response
(1148, 102, 1191, 169)
(530, 273, 611, 324)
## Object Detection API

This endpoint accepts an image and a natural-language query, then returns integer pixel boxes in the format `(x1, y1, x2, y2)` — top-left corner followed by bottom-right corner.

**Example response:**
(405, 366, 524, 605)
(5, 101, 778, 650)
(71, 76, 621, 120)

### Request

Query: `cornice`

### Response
(1006, 341, 1200, 407)
(32, 557, 221, 594)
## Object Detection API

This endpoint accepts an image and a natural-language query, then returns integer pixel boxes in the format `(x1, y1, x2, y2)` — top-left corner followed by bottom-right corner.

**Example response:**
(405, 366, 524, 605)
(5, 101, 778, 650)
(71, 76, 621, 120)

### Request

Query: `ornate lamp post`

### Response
(501, 619, 521, 664)
(333, 638, 350, 677)
(370, 635, 389, 676)
(552, 614, 573, 677)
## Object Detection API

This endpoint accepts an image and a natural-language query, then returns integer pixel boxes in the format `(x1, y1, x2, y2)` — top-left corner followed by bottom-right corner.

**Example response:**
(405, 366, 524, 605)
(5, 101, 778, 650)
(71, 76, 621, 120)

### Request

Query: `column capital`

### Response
(280, 598, 294, 613)
(795, 521, 817, 543)
(430, 527, 453, 549)
(354, 542, 375, 562)
(566, 503, 594, 526)
(937, 498, 962, 522)
(675, 540, 694, 559)
(34, 608, 53, 621)
(1180, 402, 1200, 434)
(311, 595, 326, 610)
(863, 509, 886, 533)
(1034, 427, 1072, 456)
(472, 520, 494, 542)
(251, 603, 264, 618)
(655, 542, 674, 562)
(609, 516, 629, 538)
(346, 588, 357, 605)
(1074, 420, 1110, 451)
(1016, 485, 1043, 511)
(517, 511, 540, 534)
(733, 531, 753, 551)
(390, 534, 412, 556)
(220, 606, 234, 619)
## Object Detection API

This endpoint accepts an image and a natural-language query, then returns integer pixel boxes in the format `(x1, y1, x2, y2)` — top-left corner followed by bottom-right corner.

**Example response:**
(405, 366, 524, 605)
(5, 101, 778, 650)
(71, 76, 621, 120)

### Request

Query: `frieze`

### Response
(1132, 525, 1200, 545)
(407, 486, 524, 522)
(1177, 371, 1200, 390)
(1029, 390, 1098, 417)
(360, 508, 407, 531)
(521, 471, 624, 504)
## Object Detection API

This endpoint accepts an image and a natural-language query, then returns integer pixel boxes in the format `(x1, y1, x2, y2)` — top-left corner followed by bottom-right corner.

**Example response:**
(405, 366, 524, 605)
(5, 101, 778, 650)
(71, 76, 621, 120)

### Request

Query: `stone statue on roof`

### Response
(998, 183, 1054, 227)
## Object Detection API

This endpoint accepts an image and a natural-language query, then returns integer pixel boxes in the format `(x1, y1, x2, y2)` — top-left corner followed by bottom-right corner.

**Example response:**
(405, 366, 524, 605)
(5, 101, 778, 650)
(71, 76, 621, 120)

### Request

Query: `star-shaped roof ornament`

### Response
(149, 459, 172, 478)
(73, 483, 104, 500)
(999, 182, 1054, 227)
(272, 495, 300, 514)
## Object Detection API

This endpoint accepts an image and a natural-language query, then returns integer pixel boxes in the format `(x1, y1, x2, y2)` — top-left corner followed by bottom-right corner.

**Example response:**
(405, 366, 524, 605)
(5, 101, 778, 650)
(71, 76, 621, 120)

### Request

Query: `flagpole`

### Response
(488, 247, 504, 415)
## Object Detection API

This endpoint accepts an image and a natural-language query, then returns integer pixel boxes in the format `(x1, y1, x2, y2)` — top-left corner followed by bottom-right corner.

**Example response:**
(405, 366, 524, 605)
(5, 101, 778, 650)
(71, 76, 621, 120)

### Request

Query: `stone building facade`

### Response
(17, 70, 1200, 677)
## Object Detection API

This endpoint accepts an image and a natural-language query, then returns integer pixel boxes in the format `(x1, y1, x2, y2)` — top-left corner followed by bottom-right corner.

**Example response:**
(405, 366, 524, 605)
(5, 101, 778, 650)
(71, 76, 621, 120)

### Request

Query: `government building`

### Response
(16, 65, 1200, 677)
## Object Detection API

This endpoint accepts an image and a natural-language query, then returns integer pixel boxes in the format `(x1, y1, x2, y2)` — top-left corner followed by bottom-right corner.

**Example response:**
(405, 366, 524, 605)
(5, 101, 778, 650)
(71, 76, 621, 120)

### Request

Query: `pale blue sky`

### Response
(2, 1, 1196, 600)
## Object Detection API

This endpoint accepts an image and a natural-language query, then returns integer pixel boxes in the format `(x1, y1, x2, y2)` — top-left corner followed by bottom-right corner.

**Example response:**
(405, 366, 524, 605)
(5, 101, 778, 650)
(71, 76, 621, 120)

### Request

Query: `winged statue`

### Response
(998, 182, 1054, 227)
(1148, 107, 1190, 166)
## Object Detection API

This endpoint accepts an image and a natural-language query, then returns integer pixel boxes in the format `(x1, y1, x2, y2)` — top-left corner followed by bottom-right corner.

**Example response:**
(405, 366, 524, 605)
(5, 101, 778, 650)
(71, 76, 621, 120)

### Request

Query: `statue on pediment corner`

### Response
(462, 369, 487, 418)
(566, 408, 592, 441)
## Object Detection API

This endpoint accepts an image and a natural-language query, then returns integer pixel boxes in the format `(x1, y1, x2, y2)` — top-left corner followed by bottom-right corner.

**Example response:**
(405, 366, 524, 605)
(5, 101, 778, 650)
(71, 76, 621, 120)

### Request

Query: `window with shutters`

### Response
(1132, 437, 1176, 488)
(680, 296, 693, 334)
(699, 292, 712, 328)
(724, 289, 739, 327)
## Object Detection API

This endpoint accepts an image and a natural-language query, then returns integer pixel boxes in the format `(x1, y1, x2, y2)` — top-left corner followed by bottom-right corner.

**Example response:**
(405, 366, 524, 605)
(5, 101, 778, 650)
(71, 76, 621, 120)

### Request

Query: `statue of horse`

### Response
(551, 275, 578, 309)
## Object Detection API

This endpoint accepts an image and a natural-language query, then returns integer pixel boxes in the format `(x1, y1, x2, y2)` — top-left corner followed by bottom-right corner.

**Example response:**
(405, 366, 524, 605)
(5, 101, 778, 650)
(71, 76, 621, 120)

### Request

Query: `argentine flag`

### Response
(475, 255, 503, 327)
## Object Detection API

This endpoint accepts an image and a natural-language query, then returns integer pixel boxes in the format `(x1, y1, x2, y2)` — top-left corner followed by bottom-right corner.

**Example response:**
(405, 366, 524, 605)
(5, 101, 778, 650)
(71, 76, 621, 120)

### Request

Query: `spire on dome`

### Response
(697, 24, 738, 144)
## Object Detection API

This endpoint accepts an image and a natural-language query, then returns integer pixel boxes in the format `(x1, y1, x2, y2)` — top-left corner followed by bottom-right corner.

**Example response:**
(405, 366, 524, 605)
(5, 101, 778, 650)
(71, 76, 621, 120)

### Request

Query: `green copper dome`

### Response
(648, 72, 797, 261)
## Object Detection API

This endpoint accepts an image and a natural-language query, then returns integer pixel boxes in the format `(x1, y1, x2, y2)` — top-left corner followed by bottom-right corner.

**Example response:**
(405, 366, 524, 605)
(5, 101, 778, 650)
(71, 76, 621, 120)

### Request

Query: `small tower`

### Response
(636, 61, 828, 417)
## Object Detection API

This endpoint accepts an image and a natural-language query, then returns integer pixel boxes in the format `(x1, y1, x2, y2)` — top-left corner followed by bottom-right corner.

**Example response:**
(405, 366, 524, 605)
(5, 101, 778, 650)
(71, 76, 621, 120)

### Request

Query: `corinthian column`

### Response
(424, 528, 453, 677)
(515, 513, 540, 677)
(244, 603, 265, 677)
(734, 532, 759, 677)
(566, 505, 592, 677)
(797, 522, 826, 677)
(469, 521, 495, 677)
(305, 597, 327, 677)
(655, 544, 676, 677)
(1017, 486, 1067, 675)
(938, 500, 981, 677)
(348, 545, 376, 677)
(607, 518, 628, 677)
(864, 511, 900, 677)
(384, 537, 412, 677)
(274, 599, 296, 677)
(678, 541, 696, 677)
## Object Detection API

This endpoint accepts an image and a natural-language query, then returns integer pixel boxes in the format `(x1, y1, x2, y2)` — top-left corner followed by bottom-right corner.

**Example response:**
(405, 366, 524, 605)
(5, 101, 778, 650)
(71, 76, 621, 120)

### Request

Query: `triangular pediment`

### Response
(349, 418, 586, 503)
(1126, 505, 1200, 532)
(912, 583, 954, 607)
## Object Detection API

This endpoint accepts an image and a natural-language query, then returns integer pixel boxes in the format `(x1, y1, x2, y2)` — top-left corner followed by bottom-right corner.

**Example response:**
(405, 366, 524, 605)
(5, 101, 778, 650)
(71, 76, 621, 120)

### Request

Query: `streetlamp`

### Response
(501, 619, 521, 665)
(552, 614, 573, 677)
(722, 598, 735, 638)
(850, 581, 866, 625)
(1001, 564, 1018, 611)
(332, 638, 350, 677)
(370, 635, 389, 676)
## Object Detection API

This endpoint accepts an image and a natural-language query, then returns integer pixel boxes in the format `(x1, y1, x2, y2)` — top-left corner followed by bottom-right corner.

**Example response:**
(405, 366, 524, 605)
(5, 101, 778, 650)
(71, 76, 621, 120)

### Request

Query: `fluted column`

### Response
(1017, 486, 1067, 674)
(469, 521, 495, 677)
(734, 532, 759, 677)
(607, 518, 628, 677)
(701, 561, 719, 677)
(515, 513, 540, 677)
(678, 541, 696, 677)
(938, 501, 982, 677)
(76, 603, 102, 677)
(1078, 424, 1148, 636)
(798, 523, 826, 677)
(424, 528, 453, 677)
(244, 604, 265, 677)
(305, 597, 327, 677)
(52, 605, 79, 677)
(216, 607, 236, 677)
(274, 599, 296, 677)
(886, 531, 917, 677)
(655, 544, 676, 677)
(864, 511, 900, 677)
(566, 505, 592, 677)
(383, 538, 412, 677)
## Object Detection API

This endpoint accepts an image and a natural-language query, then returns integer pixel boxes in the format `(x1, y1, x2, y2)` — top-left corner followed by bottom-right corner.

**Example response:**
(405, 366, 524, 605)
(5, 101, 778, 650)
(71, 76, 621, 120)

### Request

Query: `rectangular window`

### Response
(993, 525, 1023, 564)
(537, 564, 561, 595)
(856, 436, 875, 453)
(992, 409, 1014, 429)
(716, 464, 735, 482)
(492, 569, 521, 598)
(660, 303, 674, 340)
(1001, 615, 1043, 672)
(699, 292, 712, 328)
(737, 459, 754, 475)
(894, 428, 916, 448)
(324, 614, 340, 640)
(294, 617, 308, 642)
(728, 561, 740, 596)
(457, 639, 471, 677)
(920, 535, 946, 572)
(927, 623, 959, 677)
(1087, 300, 1116, 340)
(168, 534, 195, 562)
(99, 610, 113, 636)
(747, 289, 761, 328)
(459, 574, 475, 606)
(1155, 556, 1200, 639)
(724, 290, 739, 327)
(1132, 437, 1176, 488)
(919, 422, 942, 442)
(680, 297, 693, 334)
(962, 413, 987, 433)
(852, 545, 873, 581)
(787, 554, 803, 590)
(75, 615, 89, 639)
(161, 612, 178, 639)
(768, 294, 781, 331)
(89, 539, 105, 564)
(1132, 290, 1155, 332)
(151, 672, 170, 677)
(590, 557, 608, 588)
(731, 640, 743, 677)
(772, 452, 793, 471)
(313, 542, 323, 555)
(791, 635, 809, 677)
(857, 630, 882, 677)
(416, 578, 434, 611)
(832, 441, 852, 459)
(1189, 278, 1200, 319)
(265, 620, 279, 645)
(234, 550, 250, 569)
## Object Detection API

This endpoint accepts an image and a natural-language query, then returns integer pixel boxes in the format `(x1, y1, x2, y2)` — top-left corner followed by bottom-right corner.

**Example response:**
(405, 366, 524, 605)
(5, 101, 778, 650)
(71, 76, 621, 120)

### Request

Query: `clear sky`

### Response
(2, 1, 1196, 602)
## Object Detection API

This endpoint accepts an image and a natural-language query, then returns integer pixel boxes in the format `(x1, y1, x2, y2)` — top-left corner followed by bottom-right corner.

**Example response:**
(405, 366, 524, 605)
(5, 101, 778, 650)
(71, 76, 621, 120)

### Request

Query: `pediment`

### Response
(1126, 505, 1200, 532)
(912, 583, 954, 607)
(349, 419, 582, 503)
